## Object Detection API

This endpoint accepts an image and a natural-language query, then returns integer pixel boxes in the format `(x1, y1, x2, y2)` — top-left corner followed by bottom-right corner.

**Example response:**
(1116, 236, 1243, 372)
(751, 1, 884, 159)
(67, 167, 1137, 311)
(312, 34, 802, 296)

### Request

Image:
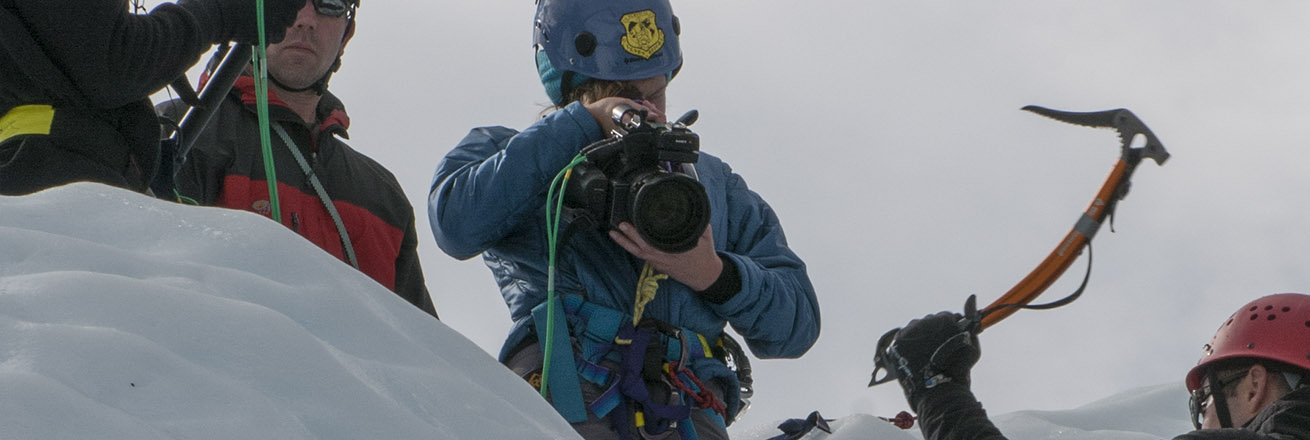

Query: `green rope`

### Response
(541, 153, 587, 400)
(172, 188, 199, 206)
(253, 0, 282, 222)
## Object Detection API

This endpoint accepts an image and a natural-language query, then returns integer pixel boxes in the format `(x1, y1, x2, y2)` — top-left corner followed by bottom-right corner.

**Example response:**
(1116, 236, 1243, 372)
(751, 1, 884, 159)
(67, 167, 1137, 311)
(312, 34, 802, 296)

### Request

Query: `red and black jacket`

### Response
(160, 76, 436, 318)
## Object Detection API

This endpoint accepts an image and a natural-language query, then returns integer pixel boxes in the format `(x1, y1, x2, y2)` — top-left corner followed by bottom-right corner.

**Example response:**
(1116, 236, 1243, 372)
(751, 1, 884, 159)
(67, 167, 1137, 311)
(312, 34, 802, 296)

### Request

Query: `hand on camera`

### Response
(885, 309, 982, 411)
(610, 223, 719, 291)
(585, 98, 665, 137)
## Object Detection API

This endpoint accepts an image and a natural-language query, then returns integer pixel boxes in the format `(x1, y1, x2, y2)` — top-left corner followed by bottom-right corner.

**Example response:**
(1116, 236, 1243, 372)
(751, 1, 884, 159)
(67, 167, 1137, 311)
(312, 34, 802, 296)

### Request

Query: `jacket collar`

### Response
(233, 75, 351, 140)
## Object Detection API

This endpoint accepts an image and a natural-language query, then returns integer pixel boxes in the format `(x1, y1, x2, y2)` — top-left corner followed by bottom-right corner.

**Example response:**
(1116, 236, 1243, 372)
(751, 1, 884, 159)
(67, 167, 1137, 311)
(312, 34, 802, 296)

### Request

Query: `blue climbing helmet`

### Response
(534, 0, 683, 105)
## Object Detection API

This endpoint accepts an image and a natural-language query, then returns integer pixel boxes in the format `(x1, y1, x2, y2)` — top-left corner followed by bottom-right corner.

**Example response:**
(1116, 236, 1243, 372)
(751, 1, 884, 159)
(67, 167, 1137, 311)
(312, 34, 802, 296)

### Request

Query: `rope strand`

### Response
(253, 0, 282, 223)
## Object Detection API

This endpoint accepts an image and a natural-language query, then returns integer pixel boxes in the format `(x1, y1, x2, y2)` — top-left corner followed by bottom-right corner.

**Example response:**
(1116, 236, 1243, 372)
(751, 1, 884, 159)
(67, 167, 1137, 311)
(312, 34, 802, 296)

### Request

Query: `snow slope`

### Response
(0, 183, 579, 439)
(0, 184, 1196, 439)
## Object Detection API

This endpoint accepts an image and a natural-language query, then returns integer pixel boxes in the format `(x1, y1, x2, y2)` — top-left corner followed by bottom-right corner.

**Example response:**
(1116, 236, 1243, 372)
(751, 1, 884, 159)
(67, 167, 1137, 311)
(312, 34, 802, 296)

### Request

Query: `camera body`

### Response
(564, 107, 711, 253)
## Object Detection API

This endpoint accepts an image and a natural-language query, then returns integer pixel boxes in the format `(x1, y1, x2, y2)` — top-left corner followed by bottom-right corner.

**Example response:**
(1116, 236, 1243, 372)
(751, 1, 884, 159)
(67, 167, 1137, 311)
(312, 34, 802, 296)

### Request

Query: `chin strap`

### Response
(1207, 369, 1237, 428)
(268, 62, 336, 96)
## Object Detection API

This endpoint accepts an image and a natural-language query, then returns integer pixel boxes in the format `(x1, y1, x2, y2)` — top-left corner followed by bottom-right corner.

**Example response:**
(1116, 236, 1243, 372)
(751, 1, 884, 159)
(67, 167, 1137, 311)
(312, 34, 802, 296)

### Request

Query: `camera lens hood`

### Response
(629, 172, 710, 253)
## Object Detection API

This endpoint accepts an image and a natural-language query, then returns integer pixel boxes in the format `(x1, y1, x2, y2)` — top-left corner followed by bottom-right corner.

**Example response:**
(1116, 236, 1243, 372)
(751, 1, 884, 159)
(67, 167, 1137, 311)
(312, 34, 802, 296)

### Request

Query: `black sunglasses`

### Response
(312, 0, 354, 18)
(1188, 369, 1250, 429)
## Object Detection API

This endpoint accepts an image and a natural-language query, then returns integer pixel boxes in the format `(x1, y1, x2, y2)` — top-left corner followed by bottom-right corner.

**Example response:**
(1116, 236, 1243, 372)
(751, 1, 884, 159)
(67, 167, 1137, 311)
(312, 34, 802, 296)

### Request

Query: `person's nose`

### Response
(291, 4, 318, 29)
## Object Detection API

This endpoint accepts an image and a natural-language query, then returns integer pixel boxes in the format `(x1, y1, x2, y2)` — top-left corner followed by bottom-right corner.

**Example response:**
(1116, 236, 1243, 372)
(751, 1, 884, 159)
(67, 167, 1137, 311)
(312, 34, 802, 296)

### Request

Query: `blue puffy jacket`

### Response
(428, 102, 820, 363)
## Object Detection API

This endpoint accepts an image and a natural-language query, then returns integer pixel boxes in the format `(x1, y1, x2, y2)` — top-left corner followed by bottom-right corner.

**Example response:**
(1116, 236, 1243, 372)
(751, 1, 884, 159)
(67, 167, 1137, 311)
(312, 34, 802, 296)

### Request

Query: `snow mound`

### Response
(0, 183, 579, 440)
(991, 383, 1192, 439)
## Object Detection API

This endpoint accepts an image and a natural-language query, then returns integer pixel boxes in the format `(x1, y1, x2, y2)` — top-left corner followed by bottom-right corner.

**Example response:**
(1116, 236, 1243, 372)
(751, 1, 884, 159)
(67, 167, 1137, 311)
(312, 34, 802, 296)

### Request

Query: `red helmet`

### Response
(1185, 293, 1310, 391)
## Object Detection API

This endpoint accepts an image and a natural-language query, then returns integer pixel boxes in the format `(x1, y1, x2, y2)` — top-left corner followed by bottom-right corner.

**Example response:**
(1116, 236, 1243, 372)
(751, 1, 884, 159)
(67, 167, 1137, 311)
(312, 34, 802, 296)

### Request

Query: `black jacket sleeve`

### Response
(8, 0, 215, 109)
(915, 382, 1008, 440)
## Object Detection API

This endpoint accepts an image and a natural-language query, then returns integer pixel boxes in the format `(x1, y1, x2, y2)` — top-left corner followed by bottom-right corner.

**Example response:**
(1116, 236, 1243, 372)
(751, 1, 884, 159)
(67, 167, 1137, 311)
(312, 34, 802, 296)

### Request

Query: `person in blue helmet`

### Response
(428, 0, 820, 438)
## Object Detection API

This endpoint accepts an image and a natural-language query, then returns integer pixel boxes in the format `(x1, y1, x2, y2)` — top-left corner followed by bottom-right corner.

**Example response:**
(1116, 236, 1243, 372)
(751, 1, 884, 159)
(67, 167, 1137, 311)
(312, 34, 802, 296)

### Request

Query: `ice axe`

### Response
(869, 106, 1169, 389)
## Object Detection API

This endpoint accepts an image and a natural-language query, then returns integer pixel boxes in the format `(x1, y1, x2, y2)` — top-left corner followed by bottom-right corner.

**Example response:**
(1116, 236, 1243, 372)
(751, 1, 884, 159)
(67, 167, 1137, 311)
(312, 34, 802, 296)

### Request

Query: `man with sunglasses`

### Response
(159, 0, 439, 318)
(0, 0, 306, 195)
(879, 293, 1310, 440)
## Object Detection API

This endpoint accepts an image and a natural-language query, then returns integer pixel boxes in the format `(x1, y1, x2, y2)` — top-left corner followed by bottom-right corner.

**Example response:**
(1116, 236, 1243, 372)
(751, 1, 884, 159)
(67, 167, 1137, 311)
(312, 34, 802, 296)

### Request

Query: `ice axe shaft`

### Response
(978, 106, 1167, 328)
(870, 106, 1169, 388)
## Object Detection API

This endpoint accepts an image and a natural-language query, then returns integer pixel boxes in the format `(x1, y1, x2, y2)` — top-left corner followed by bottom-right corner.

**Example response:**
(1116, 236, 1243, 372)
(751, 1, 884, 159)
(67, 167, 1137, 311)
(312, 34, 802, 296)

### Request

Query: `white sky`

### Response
(148, 0, 1310, 429)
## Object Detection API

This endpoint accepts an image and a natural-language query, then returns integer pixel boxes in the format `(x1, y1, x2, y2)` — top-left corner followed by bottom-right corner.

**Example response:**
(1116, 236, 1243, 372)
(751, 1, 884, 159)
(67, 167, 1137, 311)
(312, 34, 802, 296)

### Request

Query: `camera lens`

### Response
(630, 173, 710, 253)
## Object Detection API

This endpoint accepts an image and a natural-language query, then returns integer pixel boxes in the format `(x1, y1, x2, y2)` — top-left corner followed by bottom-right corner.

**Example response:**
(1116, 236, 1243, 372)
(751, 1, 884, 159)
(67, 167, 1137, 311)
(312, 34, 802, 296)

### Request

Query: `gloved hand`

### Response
(883, 301, 982, 411)
(178, 0, 307, 45)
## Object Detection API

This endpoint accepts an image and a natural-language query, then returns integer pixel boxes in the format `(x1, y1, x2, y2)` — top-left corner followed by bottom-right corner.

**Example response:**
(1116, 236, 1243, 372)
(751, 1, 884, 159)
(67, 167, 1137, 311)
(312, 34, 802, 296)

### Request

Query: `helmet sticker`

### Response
(620, 10, 665, 59)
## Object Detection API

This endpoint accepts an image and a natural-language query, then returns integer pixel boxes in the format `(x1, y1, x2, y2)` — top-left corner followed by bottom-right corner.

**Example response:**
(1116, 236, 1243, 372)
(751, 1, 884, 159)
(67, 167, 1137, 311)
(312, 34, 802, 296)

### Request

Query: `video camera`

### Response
(564, 105, 711, 253)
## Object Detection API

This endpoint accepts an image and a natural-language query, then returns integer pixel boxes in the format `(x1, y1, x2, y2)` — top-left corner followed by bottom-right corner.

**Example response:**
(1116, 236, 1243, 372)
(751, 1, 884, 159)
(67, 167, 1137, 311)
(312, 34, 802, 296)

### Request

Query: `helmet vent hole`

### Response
(1250, 306, 1259, 311)
(1267, 314, 1277, 321)
(1247, 342, 1256, 349)
(1250, 314, 1259, 321)
(574, 32, 597, 57)
(1283, 307, 1292, 312)
(1265, 305, 1274, 311)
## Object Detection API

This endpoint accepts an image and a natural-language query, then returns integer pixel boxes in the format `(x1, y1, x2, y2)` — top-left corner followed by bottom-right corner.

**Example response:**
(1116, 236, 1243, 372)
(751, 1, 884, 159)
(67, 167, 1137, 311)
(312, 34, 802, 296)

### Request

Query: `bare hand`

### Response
(609, 223, 720, 291)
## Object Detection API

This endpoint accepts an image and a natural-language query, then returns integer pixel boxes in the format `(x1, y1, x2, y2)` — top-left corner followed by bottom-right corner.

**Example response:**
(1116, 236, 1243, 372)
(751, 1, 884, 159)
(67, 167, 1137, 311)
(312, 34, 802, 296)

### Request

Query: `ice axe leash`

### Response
(867, 106, 1169, 424)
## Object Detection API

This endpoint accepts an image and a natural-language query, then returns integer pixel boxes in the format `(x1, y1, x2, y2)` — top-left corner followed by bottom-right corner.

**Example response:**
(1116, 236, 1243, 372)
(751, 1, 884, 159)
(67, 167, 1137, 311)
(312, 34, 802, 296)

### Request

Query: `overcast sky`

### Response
(151, 0, 1310, 429)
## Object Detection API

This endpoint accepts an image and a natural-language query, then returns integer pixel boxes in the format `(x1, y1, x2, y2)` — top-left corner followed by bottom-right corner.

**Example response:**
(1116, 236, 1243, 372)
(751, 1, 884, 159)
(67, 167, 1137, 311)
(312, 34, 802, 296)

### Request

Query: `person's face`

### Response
(1196, 369, 1258, 429)
(267, 3, 355, 90)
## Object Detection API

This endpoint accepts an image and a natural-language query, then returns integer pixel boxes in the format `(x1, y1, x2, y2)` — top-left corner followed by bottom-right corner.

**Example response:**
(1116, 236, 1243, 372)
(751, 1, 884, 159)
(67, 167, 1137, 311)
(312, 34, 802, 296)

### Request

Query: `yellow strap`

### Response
(631, 263, 667, 326)
(0, 104, 55, 144)
(697, 334, 713, 359)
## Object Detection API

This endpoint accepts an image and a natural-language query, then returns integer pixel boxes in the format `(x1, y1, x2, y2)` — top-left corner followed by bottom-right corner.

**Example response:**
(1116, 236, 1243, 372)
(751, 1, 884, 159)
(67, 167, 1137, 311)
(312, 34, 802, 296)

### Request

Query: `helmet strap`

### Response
(268, 72, 325, 95)
(1207, 368, 1237, 428)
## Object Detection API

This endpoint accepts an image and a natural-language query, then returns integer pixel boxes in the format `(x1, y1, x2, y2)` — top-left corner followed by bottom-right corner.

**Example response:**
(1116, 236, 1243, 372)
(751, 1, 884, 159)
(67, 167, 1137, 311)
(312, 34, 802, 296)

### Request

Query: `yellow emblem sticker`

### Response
(620, 10, 664, 59)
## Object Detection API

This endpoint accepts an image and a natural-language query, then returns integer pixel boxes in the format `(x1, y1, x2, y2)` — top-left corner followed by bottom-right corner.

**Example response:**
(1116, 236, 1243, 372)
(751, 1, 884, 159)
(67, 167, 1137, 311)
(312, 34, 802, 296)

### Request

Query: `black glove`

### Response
(883, 303, 981, 411)
(178, 0, 307, 45)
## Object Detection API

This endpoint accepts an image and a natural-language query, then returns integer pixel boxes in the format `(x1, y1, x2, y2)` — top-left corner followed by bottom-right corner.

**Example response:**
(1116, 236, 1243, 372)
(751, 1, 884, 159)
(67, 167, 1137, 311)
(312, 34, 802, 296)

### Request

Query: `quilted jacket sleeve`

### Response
(702, 159, 821, 359)
(428, 103, 602, 260)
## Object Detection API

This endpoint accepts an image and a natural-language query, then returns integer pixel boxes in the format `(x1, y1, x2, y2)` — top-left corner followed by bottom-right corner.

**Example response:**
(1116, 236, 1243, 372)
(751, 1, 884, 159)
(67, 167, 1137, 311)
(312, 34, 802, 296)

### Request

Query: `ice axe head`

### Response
(1022, 106, 1170, 166)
